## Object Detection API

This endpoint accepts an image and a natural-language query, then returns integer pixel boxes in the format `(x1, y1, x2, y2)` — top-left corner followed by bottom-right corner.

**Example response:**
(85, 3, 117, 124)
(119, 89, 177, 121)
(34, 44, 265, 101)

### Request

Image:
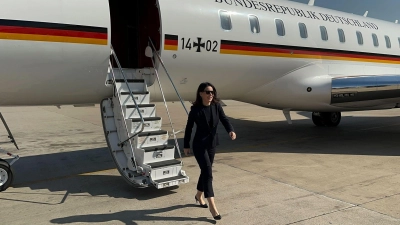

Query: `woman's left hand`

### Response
(229, 131, 236, 140)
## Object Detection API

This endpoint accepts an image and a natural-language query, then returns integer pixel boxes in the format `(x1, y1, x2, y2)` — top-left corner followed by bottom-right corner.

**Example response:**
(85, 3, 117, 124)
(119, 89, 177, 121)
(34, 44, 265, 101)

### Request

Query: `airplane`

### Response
(1, 0, 399, 191)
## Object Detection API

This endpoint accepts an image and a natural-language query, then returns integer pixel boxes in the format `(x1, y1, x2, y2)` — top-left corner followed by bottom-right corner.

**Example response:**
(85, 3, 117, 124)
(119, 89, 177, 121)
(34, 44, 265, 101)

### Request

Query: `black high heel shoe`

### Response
(210, 208, 221, 220)
(213, 214, 222, 220)
(194, 196, 208, 208)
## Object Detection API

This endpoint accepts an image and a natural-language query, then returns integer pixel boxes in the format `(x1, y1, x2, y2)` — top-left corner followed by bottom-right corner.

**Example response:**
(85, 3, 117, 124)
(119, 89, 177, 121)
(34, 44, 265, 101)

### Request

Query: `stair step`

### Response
(128, 117, 162, 133)
(115, 79, 146, 93)
(115, 79, 145, 83)
(142, 144, 174, 152)
(146, 159, 181, 169)
(121, 91, 149, 95)
(131, 117, 161, 122)
(138, 130, 167, 137)
(153, 175, 189, 189)
(153, 175, 187, 184)
(139, 144, 175, 165)
(126, 104, 155, 108)
(124, 104, 156, 119)
(136, 130, 168, 148)
(120, 92, 150, 105)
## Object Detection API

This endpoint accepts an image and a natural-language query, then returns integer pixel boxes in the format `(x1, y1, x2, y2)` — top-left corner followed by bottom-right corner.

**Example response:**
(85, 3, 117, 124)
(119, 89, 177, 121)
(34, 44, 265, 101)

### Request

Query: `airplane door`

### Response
(109, 0, 160, 69)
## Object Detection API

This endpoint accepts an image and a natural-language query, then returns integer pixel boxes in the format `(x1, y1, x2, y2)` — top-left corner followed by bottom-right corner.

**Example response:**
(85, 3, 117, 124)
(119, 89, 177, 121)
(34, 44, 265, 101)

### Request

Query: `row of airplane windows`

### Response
(219, 11, 400, 49)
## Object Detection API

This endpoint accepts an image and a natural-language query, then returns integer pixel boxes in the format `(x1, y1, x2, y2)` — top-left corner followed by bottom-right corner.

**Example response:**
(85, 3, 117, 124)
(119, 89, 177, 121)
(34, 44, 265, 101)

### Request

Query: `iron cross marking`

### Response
(193, 38, 205, 52)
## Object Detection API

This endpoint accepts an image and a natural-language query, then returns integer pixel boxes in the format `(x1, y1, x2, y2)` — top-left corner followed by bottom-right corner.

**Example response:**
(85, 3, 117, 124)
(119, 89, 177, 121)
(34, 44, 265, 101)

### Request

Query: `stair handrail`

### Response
(148, 54, 183, 161)
(147, 38, 191, 160)
(148, 38, 189, 115)
(110, 46, 147, 147)
(0, 112, 20, 166)
(108, 61, 139, 170)
(109, 46, 149, 172)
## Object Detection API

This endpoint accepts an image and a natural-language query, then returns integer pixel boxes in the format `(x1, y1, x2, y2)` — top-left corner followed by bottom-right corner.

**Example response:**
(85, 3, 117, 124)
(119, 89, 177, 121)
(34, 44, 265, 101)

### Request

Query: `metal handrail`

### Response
(149, 55, 183, 161)
(148, 38, 189, 115)
(110, 46, 147, 146)
(109, 45, 147, 170)
(0, 112, 20, 166)
(108, 61, 138, 170)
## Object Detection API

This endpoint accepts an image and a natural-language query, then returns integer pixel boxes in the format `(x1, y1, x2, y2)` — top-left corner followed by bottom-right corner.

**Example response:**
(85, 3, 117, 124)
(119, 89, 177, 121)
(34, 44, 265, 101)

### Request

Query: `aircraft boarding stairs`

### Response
(100, 47, 189, 189)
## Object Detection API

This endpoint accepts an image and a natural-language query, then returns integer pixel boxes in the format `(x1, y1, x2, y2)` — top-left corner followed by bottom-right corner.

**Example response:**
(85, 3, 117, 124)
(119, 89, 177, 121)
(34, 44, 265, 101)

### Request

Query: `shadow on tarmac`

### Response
(50, 204, 216, 225)
(216, 113, 400, 156)
(6, 114, 400, 198)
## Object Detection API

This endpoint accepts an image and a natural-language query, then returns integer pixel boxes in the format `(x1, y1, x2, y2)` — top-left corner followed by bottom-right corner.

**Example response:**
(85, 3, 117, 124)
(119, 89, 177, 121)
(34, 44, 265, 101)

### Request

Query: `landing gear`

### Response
(312, 112, 341, 127)
(0, 159, 13, 192)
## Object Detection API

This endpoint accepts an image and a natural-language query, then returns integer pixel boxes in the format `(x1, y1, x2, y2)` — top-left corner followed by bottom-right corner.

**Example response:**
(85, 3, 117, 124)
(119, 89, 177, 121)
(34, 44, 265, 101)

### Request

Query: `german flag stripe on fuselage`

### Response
(0, 19, 107, 45)
(164, 34, 178, 51)
(220, 40, 400, 64)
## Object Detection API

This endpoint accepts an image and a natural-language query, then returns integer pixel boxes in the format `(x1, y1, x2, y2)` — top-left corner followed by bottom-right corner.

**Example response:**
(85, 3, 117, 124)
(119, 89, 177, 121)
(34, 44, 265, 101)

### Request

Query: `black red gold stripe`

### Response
(0, 19, 107, 45)
(220, 40, 400, 64)
(164, 34, 178, 51)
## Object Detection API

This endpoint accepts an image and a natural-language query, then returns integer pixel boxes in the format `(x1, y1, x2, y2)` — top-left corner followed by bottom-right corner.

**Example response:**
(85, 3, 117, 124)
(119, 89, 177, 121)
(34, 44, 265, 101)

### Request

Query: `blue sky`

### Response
(288, 0, 400, 23)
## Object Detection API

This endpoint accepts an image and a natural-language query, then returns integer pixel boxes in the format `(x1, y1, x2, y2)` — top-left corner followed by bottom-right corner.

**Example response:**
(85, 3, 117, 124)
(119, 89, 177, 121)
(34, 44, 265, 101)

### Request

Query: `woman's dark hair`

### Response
(193, 82, 220, 106)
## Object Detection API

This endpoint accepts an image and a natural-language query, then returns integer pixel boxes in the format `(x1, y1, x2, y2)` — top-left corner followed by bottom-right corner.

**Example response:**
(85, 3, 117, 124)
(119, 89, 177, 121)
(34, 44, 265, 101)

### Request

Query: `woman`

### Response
(183, 82, 236, 220)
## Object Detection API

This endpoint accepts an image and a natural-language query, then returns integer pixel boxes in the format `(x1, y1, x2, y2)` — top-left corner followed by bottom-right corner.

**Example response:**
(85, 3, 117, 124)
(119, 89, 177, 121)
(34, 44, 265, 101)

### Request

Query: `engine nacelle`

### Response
(263, 64, 334, 111)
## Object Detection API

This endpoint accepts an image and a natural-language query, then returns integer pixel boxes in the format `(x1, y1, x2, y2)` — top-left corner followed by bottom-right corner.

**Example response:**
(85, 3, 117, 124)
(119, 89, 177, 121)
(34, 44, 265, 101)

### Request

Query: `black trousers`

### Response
(193, 147, 216, 198)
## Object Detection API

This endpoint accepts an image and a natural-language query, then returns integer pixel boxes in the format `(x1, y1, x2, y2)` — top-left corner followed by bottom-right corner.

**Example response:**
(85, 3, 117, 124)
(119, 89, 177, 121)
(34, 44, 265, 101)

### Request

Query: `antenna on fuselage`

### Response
(396, 20, 398, 24)
(363, 11, 368, 17)
(308, 0, 315, 6)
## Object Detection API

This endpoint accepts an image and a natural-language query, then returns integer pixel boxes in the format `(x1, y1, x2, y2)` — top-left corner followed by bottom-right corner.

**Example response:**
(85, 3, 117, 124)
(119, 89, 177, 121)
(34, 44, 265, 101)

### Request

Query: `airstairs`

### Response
(100, 45, 189, 189)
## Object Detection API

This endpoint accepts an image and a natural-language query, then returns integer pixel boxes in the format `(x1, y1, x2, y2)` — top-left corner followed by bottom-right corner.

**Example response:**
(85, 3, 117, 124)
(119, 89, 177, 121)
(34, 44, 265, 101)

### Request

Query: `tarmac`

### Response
(0, 100, 399, 225)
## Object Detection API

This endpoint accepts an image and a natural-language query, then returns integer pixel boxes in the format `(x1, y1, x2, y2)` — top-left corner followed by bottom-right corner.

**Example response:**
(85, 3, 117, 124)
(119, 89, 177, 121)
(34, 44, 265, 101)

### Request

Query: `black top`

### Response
(203, 105, 213, 128)
(184, 103, 234, 149)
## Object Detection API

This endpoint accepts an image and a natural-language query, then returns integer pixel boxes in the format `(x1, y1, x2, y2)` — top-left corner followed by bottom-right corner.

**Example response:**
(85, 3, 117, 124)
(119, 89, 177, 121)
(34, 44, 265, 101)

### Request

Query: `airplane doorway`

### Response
(109, 0, 160, 68)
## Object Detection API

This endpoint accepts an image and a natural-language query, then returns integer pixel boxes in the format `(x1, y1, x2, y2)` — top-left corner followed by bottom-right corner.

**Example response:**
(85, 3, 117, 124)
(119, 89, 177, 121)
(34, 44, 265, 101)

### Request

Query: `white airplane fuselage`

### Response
(0, 0, 111, 106)
(0, 0, 399, 113)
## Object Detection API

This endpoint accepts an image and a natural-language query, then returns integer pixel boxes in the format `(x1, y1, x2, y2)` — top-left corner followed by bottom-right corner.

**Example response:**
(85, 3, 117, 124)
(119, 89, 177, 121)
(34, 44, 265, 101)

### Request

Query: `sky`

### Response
(287, 0, 400, 23)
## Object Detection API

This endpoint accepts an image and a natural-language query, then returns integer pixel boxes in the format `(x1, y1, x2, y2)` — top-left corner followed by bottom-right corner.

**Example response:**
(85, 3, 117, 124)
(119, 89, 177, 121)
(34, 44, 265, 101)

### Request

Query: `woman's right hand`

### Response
(184, 148, 191, 156)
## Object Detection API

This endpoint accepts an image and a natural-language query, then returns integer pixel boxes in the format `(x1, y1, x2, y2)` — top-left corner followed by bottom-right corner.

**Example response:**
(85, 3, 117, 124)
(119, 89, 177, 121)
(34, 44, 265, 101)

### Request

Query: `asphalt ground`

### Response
(0, 100, 399, 225)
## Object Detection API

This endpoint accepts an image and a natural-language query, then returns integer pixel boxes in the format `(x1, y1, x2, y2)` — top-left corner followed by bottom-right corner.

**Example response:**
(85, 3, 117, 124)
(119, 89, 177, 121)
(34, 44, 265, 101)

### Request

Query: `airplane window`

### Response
(356, 31, 363, 45)
(275, 19, 285, 36)
(338, 29, 345, 43)
(299, 23, 308, 38)
(372, 34, 379, 47)
(249, 15, 260, 34)
(385, 35, 391, 48)
(320, 26, 328, 41)
(219, 10, 232, 31)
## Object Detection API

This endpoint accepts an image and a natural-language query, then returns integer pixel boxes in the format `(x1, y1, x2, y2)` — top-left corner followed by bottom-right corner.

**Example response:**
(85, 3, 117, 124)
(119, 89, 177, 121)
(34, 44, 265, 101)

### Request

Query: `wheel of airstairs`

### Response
(0, 159, 13, 191)
(101, 71, 189, 189)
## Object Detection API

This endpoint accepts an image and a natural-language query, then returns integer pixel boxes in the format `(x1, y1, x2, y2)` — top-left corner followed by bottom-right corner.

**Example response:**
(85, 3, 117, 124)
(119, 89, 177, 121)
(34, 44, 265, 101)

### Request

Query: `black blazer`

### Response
(184, 103, 234, 150)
